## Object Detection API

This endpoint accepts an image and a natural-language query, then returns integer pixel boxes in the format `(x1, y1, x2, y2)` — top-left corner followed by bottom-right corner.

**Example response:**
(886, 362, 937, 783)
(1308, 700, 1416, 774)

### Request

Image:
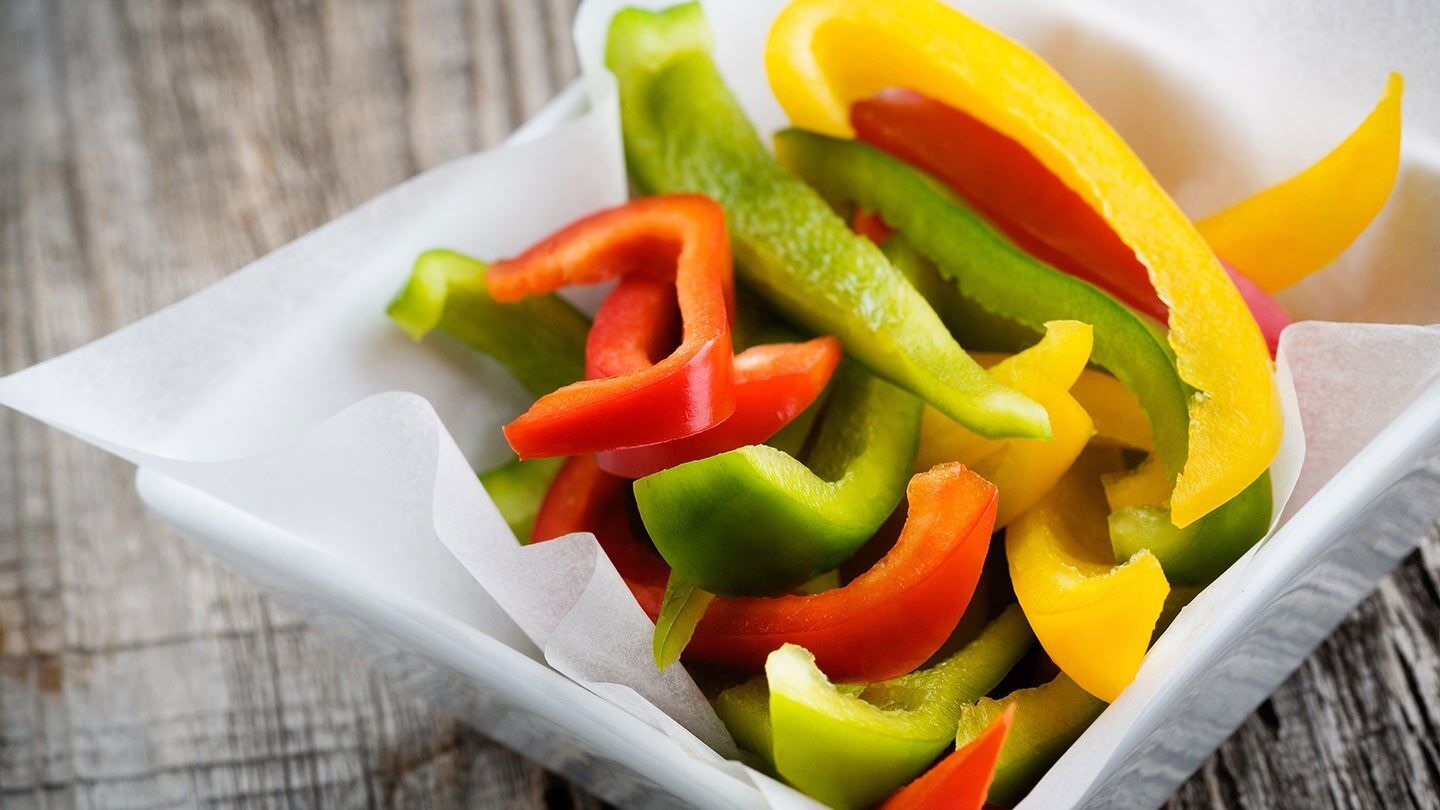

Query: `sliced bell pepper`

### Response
(1006, 451, 1169, 701)
(388, 249, 584, 537)
(851, 89, 1165, 323)
(777, 129, 1272, 585)
(387, 248, 588, 397)
(850, 89, 1292, 356)
(686, 462, 997, 681)
(486, 194, 736, 458)
(1066, 367, 1152, 453)
(530, 454, 668, 613)
(916, 321, 1096, 528)
(1198, 74, 1405, 293)
(605, 4, 1050, 441)
(879, 705, 1015, 810)
(532, 457, 993, 682)
(1109, 471, 1272, 588)
(589, 273, 843, 478)
(634, 361, 919, 596)
(766, 0, 1282, 527)
(759, 606, 1032, 809)
(953, 673, 1107, 806)
(653, 572, 715, 670)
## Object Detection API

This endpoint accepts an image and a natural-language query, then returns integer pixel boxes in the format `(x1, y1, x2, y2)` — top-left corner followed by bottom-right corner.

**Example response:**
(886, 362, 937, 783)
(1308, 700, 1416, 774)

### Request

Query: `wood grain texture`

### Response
(0, 1, 1436, 809)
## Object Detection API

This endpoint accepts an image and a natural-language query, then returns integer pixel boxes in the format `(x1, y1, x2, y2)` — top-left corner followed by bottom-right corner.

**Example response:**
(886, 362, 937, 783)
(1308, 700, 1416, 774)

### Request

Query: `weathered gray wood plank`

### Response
(1, 1, 1436, 809)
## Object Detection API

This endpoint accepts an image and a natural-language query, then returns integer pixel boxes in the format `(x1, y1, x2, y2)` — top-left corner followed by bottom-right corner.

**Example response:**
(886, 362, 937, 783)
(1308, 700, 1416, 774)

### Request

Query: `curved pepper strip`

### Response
(1007, 451, 1169, 701)
(754, 607, 1032, 809)
(953, 674, 1107, 806)
(767, 0, 1282, 527)
(604, 4, 1050, 441)
(589, 273, 843, 478)
(916, 321, 1096, 528)
(487, 195, 736, 458)
(388, 249, 589, 397)
(530, 455, 669, 613)
(879, 706, 1014, 810)
(850, 90, 1292, 355)
(851, 89, 1166, 323)
(687, 462, 997, 681)
(778, 130, 1272, 584)
(635, 361, 920, 596)
(866, 224, 1152, 455)
(1109, 472, 1273, 588)
(534, 457, 995, 682)
(1198, 74, 1404, 293)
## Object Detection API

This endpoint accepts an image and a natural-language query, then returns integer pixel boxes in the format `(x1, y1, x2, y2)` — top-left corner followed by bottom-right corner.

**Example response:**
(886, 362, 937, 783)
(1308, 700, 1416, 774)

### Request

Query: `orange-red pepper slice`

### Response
(534, 458, 996, 683)
(589, 273, 842, 478)
(488, 195, 735, 458)
(877, 705, 1015, 810)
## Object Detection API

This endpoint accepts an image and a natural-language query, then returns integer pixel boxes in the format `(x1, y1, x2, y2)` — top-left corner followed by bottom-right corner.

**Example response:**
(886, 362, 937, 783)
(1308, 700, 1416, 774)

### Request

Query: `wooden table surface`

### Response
(2, 1, 1437, 808)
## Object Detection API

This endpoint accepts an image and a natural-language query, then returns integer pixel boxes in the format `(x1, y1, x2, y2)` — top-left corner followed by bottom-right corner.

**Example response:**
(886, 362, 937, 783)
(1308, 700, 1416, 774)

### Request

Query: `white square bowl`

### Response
(7, 1, 1440, 807)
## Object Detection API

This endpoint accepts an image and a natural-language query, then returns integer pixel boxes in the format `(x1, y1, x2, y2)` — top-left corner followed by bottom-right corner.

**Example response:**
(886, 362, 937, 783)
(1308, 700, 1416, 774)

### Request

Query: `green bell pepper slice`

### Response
(1109, 471, 1272, 586)
(714, 606, 1034, 809)
(634, 361, 920, 596)
(604, 3, 1048, 441)
(953, 674, 1107, 806)
(388, 249, 589, 396)
(388, 249, 587, 536)
(775, 129, 1270, 586)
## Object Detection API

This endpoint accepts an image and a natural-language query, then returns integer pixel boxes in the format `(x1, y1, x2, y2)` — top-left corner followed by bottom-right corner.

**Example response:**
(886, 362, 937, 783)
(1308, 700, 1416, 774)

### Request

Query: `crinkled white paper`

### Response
(3, 0, 1438, 807)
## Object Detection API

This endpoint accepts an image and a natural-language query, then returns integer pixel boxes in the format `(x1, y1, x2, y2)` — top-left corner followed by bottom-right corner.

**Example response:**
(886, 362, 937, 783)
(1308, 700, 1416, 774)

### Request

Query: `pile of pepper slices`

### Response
(387, 0, 1403, 806)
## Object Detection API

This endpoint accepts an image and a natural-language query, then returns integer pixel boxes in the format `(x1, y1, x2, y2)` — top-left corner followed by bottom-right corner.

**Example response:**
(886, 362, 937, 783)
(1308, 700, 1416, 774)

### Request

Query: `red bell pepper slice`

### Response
(530, 455, 668, 612)
(487, 195, 736, 457)
(878, 705, 1015, 810)
(533, 457, 994, 682)
(589, 273, 843, 478)
(685, 462, 996, 682)
(851, 89, 1291, 354)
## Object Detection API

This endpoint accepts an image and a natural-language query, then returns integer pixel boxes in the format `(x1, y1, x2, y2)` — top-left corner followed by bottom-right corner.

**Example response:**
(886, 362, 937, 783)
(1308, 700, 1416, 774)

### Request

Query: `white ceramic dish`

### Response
(6, 1, 1439, 807)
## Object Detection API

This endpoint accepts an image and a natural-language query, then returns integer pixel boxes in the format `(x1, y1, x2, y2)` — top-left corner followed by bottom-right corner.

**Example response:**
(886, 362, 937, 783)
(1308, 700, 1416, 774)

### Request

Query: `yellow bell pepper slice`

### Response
(1102, 454, 1171, 511)
(917, 321, 1095, 527)
(767, 0, 1282, 526)
(1198, 74, 1404, 293)
(1006, 450, 1170, 701)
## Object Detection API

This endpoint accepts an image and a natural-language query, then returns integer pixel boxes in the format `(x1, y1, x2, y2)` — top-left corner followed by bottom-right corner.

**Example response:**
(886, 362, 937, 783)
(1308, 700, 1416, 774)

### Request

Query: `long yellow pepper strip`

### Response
(767, 0, 1282, 526)
(1199, 74, 1404, 293)
(917, 321, 1095, 528)
(1007, 449, 1169, 701)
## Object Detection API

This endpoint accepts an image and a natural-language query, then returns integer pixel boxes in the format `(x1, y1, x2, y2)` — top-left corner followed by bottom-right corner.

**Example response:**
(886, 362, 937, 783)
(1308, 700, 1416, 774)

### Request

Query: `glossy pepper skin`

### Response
(850, 90, 1293, 355)
(1198, 74, 1404, 293)
(1008, 451, 1169, 702)
(388, 249, 588, 396)
(953, 674, 1106, 806)
(689, 463, 998, 681)
(766, 0, 1281, 528)
(915, 321, 1096, 528)
(719, 607, 1032, 809)
(528, 456, 995, 683)
(879, 705, 1015, 810)
(589, 273, 842, 479)
(603, 3, 1050, 442)
(634, 362, 920, 596)
(777, 129, 1271, 585)
(487, 195, 737, 458)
